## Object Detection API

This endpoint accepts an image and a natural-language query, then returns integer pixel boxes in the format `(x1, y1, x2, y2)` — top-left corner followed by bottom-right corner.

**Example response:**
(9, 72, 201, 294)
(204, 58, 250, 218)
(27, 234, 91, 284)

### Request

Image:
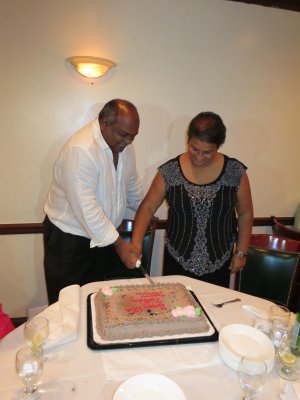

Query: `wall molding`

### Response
(0, 217, 295, 235)
(226, 0, 300, 12)
(0, 223, 44, 235)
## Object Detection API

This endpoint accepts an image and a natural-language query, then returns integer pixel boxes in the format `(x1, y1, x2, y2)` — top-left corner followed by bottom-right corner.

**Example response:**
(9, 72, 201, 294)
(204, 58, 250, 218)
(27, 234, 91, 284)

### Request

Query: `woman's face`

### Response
(188, 137, 218, 167)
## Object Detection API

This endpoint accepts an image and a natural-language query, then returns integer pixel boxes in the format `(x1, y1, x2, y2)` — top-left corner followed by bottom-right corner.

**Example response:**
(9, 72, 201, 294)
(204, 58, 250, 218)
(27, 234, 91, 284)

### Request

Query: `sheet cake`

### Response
(94, 282, 209, 340)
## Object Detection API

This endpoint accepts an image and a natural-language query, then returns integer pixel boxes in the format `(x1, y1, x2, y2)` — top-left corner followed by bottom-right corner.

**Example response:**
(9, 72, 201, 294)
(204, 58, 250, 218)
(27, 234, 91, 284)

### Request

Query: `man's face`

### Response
(101, 109, 140, 154)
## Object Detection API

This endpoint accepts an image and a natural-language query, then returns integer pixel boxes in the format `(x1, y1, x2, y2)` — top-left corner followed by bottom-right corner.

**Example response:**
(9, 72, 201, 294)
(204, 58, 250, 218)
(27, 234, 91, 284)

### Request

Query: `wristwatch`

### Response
(235, 251, 247, 258)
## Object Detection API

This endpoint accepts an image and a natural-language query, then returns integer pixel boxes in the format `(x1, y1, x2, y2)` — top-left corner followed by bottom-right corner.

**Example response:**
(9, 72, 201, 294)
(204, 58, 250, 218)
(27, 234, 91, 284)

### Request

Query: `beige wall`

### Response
(0, 0, 299, 316)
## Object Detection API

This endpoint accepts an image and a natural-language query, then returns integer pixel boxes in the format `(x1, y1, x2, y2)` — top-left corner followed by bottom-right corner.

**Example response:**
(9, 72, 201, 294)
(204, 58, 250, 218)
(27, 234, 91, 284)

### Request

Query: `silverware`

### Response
(212, 298, 241, 308)
(136, 260, 155, 285)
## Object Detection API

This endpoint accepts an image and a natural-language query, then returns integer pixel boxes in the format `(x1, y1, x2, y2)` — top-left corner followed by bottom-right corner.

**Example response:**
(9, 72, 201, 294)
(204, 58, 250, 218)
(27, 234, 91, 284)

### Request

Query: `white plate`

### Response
(113, 373, 186, 400)
(219, 324, 275, 373)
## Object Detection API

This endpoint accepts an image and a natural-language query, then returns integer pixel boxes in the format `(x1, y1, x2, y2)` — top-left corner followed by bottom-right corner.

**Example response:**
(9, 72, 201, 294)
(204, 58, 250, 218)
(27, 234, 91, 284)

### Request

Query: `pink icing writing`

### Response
(126, 307, 143, 313)
(137, 291, 164, 298)
(128, 294, 167, 310)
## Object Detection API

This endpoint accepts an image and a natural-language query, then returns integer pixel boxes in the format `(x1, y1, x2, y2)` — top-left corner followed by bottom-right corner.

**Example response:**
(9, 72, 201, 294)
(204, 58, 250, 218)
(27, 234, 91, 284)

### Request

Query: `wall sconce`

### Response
(66, 56, 115, 78)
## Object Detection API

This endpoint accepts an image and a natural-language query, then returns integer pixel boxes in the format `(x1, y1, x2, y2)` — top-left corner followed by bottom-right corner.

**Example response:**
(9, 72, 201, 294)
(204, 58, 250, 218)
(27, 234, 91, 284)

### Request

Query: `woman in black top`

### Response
(131, 112, 253, 287)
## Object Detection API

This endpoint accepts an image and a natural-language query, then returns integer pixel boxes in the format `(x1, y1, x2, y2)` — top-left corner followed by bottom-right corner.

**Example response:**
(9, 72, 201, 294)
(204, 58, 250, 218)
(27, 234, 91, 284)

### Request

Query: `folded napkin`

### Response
(242, 304, 269, 320)
(241, 305, 271, 334)
(280, 382, 298, 400)
(39, 285, 80, 350)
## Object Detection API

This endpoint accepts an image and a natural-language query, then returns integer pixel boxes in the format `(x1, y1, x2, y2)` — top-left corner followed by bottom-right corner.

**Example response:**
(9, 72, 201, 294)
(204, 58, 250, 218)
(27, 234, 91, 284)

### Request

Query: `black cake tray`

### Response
(87, 291, 219, 350)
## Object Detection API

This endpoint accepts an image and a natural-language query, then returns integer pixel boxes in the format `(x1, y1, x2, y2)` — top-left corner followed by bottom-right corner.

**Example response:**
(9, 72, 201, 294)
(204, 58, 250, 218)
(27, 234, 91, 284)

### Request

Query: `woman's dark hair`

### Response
(187, 111, 226, 148)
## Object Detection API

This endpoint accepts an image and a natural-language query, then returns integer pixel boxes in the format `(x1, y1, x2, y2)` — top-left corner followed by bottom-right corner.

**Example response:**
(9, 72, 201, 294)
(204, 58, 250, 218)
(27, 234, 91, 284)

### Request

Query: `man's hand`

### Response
(113, 236, 142, 269)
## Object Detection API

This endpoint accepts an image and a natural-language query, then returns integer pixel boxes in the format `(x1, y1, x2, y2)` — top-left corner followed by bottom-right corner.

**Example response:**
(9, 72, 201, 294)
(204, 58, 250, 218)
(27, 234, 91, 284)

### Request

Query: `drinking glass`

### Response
(24, 317, 49, 349)
(277, 336, 297, 381)
(238, 356, 267, 400)
(270, 305, 290, 324)
(270, 318, 289, 349)
(16, 347, 43, 399)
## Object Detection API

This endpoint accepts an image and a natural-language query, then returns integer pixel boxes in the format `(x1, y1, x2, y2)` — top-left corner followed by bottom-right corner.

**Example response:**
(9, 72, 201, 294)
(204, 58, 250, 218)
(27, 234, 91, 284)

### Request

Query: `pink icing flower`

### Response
(101, 286, 114, 296)
(172, 308, 183, 317)
(172, 306, 197, 318)
(183, 305, 197, 318)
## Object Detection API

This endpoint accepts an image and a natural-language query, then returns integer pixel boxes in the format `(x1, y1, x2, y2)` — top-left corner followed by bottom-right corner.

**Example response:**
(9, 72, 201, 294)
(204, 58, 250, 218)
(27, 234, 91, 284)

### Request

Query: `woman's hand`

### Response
(113, 237, 142, 269)
(229, 253, 247, 274)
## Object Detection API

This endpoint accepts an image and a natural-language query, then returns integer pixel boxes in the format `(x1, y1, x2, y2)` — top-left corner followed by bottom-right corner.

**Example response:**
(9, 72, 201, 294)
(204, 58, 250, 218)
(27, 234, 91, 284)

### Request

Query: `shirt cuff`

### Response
(89, 229, 119, 248)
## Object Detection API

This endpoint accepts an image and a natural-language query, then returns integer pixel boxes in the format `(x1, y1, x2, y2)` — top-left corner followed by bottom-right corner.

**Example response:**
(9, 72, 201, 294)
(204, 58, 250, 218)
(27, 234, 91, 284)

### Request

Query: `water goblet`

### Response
(270, 318, 289, 350)
(238, 356, 267, 400)
(16, 346, 44, 399)
(24, 317, 49, 350)
(277, 336, 297, 381)
(270, 305, 290, 324)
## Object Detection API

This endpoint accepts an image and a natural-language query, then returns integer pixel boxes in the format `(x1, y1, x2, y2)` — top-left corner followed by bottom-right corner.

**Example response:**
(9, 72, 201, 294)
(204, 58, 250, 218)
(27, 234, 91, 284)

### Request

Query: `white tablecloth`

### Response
(0, 275, 298, 399)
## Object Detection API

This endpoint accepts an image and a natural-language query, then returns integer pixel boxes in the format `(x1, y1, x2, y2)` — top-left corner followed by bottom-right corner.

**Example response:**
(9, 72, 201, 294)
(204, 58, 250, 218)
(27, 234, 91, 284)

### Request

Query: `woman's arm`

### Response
(131, 171, 166, 254)
(230, 173, 254, 274)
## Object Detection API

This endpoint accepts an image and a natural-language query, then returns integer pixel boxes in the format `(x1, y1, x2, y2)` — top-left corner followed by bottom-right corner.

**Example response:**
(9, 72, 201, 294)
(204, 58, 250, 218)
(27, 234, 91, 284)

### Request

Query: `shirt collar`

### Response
(94, 118, 110, 150)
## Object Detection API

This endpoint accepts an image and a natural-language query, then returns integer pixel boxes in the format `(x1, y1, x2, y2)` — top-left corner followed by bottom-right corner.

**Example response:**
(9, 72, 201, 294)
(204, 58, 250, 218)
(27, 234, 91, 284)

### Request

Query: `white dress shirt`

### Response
(44, 119, 143, 248)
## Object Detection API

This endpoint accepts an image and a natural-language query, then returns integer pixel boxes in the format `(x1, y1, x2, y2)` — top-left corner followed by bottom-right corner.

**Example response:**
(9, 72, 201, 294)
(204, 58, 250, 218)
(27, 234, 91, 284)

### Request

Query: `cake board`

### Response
(87, 291, 218, 350)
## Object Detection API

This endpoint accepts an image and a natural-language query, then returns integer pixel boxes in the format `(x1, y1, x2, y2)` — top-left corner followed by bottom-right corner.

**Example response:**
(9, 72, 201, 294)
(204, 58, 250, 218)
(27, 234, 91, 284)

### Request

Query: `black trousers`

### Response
(43, 216, 142, 304)
(163, 246, 231, 288)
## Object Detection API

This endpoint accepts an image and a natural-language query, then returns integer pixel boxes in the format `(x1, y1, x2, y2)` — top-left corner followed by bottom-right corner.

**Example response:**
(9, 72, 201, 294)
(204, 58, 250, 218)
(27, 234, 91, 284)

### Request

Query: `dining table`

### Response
(0, 275, 299, 400)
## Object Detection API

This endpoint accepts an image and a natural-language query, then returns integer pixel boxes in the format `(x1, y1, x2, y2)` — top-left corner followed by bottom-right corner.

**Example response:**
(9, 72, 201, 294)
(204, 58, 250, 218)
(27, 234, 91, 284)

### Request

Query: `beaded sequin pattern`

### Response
(159, 155, 246, 276)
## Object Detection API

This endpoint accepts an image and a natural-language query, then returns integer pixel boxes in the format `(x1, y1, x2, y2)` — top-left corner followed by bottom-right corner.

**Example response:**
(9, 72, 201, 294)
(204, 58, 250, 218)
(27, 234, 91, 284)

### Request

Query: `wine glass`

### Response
(270, 318, 289, 350)
(16, 347, 44, 399)
(277, 336, 297, 381)
(238, 356, 267, 400)
(269, 305, 290, 325)
(24, 317, 49, 350)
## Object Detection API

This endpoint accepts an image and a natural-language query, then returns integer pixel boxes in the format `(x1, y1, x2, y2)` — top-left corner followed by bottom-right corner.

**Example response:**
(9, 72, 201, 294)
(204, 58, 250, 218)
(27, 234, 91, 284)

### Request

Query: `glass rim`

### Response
(25, 316, 49, 326)
(239, 355, 267, 373)
(16, 346, 43, 357)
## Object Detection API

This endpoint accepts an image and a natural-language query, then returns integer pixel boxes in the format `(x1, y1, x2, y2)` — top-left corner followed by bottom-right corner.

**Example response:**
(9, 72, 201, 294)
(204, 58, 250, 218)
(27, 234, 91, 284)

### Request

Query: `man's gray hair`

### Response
(99, 99, 138, 125)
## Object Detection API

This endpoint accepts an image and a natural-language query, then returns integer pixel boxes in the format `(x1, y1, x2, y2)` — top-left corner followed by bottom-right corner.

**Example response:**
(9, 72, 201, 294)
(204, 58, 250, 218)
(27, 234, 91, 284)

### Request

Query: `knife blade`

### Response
(135, 259, 155, 285)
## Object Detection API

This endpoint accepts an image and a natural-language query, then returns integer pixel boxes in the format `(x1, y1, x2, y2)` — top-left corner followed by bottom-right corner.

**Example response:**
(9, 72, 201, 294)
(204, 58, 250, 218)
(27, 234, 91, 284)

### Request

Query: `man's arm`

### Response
(62, 146, 119, 247)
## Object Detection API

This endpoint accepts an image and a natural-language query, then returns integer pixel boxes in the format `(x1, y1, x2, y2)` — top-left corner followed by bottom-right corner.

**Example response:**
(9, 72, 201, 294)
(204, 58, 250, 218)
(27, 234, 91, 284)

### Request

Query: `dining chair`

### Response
(103, 219, 157, 281)
(271, 215, 300, 241)
(235, 234, 300, 311)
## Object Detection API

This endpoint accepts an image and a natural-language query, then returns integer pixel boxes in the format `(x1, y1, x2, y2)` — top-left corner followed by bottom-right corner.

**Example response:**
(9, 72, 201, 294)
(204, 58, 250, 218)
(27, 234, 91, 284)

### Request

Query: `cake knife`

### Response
(135, 259, 155, 285)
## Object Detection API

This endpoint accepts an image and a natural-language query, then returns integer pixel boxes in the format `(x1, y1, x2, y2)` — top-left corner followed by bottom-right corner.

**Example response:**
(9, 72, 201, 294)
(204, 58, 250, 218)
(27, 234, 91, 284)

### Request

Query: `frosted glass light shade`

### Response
(66, 56, 115, 78)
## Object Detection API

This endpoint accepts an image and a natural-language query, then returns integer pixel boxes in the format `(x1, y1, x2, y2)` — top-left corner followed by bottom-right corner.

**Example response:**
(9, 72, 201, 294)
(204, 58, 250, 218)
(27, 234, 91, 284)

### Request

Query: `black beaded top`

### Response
(159, 155, 247, 276)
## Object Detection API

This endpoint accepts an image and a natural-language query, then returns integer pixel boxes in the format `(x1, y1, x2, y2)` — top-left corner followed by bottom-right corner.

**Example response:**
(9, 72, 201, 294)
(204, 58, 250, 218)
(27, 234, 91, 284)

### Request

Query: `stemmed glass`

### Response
(277, 336, 297, 381)
(238, 356, 267, 400)
(24, 317, 49, 350)
(16, 347, 44, 399)
(269, 305, 290, 325)
(21, 316, 76, 398)
(269, 305, 290, 352)
(270, 318, 289, 350)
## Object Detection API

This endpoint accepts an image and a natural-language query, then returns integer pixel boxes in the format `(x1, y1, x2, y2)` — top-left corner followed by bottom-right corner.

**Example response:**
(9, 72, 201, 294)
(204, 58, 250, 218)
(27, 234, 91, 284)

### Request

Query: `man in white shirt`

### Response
(44, 99, 144, 303)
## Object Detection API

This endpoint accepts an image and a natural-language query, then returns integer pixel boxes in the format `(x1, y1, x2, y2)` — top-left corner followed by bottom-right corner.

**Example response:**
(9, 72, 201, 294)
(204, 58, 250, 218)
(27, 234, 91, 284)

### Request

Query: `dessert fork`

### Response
(212, 298, 241, 308)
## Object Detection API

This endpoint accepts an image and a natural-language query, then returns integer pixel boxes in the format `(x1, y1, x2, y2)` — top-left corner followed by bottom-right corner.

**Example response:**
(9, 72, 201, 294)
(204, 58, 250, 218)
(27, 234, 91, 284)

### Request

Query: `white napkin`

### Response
(39, 285, 80, 350)
(280, 382, 298, 400)
(240, 305, 271, 335)
(242, 304, 269, 320)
